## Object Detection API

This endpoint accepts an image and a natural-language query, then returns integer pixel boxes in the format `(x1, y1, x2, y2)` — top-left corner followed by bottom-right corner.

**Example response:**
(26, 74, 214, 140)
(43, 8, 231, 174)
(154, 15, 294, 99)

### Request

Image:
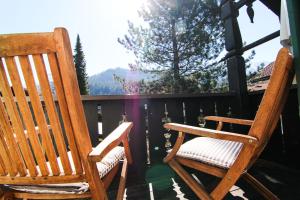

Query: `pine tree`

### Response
(74, 35, 89, 95)
(118, 0, 225, 94)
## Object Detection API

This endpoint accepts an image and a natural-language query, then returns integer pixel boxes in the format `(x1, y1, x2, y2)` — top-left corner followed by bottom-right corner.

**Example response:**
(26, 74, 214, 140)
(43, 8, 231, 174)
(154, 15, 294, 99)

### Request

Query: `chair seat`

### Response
(6, 146, 125, 194)
(175, 137, 243, 169)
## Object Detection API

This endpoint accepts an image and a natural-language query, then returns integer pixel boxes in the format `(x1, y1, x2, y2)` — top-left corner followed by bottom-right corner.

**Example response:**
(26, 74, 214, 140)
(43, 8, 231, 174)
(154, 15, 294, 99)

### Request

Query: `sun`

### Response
(116, 0, 146, 22)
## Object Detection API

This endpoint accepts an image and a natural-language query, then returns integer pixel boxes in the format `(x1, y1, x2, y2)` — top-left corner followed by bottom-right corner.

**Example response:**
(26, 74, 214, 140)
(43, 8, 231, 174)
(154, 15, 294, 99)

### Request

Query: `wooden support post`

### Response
(220, 0, 249, 116)
(286, 0, 300, 117)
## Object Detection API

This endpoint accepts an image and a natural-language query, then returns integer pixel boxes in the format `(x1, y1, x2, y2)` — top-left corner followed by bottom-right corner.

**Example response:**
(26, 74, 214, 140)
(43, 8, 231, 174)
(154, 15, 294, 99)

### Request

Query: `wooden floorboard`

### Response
(104, 159, 300, 200)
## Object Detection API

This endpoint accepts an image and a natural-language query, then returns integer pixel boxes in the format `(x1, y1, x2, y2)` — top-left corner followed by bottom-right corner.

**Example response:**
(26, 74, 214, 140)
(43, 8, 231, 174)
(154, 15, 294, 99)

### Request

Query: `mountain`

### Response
(88, 67, 151, 95)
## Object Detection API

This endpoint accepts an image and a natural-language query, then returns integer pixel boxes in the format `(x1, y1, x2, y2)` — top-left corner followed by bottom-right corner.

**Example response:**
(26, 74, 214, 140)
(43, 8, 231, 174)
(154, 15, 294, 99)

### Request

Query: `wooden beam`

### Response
(287, 0, 300, 117)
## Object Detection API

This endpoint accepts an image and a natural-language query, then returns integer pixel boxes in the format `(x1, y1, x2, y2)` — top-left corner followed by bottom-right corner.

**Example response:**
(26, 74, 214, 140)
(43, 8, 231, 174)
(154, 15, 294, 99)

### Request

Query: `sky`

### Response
(1, 0, 281, 76)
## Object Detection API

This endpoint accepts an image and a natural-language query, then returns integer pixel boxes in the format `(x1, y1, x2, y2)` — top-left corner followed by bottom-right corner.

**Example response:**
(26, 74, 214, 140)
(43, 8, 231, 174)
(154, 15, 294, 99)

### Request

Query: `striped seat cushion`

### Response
(6, 146, 125, 194)
(175, 137, 243, 168)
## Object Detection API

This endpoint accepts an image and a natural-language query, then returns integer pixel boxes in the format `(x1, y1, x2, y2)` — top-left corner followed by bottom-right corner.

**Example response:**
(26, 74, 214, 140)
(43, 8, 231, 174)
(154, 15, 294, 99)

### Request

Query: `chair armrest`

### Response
(204, 116, 253, 126)
(164, 123, 257, 145)
(89, 122, 133, 163)
(163, 131, 185, 163)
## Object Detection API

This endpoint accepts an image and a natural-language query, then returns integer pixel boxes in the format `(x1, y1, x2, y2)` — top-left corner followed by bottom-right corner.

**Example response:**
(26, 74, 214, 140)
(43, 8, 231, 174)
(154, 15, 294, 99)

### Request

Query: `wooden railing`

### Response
(81, 90, 300, 178)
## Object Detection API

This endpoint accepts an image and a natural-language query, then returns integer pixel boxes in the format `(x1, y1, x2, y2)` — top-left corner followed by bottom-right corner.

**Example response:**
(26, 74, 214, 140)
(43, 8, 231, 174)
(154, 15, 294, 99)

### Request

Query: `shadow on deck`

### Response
(107, 159, 300, 199)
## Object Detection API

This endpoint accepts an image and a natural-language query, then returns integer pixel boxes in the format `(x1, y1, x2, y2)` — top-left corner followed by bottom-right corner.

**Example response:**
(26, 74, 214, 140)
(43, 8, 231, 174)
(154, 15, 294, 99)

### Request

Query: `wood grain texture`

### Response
(19, 55, 60, 176)
(164, 123, 258, 145)
(47, 52, 83, 174)
(205, 116, 253, 126)
(32, 54, 72, 175)
(5, 56, 49, 176)
(89, 122, 133, 162)
(54, 27, 107, 200)
(116, 159, 128, 200)
(164, 48, 293, 200)
(169, 160, 212, 200)
(176, 157, 226, 178)
(163, 132, 185, 163)
(0, 99, 20, 176)
(13, 192, 91, 199)
(0, 28, 133, 200)
(0, 32, 55, 57)
(0, 57, 36, 177)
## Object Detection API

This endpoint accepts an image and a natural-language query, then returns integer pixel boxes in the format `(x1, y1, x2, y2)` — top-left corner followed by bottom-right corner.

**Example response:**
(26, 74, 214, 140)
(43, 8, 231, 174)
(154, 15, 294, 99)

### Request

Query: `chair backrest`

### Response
(0, 28, 93, 184)
(248, 48, 294, 162)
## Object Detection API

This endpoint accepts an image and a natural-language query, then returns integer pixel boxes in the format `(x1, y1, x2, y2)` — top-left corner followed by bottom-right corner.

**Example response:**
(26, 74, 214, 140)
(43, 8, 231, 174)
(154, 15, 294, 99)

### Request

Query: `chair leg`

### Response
(242, 172, 279, 200)
(0, 192, 14, 200)
(168, 160, 212, 200)
(116, 159, 128, 200)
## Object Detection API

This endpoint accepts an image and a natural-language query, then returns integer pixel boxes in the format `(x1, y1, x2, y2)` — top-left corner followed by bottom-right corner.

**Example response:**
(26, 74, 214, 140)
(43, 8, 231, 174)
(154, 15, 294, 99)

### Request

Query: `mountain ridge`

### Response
(88, 67, 150, 95)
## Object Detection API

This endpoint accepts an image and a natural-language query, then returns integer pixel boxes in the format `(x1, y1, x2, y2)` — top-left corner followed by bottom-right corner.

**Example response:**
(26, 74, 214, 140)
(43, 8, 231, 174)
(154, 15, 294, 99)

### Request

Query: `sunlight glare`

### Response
(116, 0, 145, 22)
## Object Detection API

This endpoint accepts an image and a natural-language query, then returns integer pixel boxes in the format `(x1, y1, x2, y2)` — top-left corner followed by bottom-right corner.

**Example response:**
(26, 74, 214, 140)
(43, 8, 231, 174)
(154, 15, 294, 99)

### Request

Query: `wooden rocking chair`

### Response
(164, 48, 294, 200)
(0, 28, 133, 200)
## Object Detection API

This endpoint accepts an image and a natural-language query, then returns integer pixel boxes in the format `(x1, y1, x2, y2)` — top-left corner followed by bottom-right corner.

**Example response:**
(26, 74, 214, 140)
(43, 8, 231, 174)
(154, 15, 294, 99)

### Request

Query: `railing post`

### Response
(286, 0, 300, 117)
(82, 99, 99, 146)
(220, 0, 249, 116)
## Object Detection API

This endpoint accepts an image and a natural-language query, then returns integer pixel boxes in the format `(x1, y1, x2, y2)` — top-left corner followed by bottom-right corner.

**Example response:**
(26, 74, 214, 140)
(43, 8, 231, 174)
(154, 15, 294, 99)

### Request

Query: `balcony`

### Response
(81, 88, 300, 199)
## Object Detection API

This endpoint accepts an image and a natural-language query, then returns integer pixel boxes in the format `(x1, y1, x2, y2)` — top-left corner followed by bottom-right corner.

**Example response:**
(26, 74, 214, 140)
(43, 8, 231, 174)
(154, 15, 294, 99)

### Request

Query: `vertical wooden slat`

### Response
(32, 54, 72, 175)
(54, 27, 107, 200)
(0, 58, 35, 176)
(48, 53, 83, 174)
(6, 56, 49, 176)
(0, 99, 20, 176)
(2, 57, 38, 176)
(18, 55, 60, 176)
(0, 129, 10, 175)
(0, 155, 6, 176)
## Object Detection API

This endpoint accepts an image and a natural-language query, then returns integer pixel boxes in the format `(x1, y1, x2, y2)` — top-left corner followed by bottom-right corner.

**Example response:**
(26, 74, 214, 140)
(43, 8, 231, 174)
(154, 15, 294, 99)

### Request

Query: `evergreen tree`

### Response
(74, 35, 89, 95)
(118, 0, 225, 93)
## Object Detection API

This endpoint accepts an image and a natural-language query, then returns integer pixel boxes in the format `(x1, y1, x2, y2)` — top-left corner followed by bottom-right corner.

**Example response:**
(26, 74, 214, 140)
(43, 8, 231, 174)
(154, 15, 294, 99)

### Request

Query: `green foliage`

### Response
(244, 50, 264, 81)
(118, 0, 226, 94)
(74, 35, 89, 95)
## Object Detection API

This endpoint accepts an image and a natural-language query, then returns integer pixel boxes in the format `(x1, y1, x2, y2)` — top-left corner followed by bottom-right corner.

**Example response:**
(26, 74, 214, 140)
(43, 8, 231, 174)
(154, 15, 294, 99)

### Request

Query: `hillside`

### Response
(88, 68, 150, 95)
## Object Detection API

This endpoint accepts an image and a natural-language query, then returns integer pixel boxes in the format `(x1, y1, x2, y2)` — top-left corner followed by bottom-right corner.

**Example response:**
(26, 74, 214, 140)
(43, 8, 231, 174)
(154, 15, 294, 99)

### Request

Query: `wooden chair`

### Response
(164, 48, 294, 200)
(0, 28, 133, 200)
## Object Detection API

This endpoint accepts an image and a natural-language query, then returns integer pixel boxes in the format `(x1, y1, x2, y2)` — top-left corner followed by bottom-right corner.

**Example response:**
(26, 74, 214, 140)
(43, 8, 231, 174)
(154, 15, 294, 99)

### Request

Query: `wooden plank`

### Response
(14, 192, 91, 199)
(0, 99, 20, 176)
(4, 57, 39, 177)
(242, 172, 279, 200)
(168, 159, 212, 200)
(123, 137, 132, 164)
(6, 56, 49, 176)
(216, 121, 223, 131)
(0, 58, 36, 177)
(89, 122, 133, 162)
(18, 55, 60, 176)
(116, 159, 128, 200)
(0, 173, 85, 185)
(164, 123, 257, 145)
(32, 54, 72, 175)
(54, 27, 107, 200)
(103, 163, 119, 190)
(0, 32, 55, 57)
(47, 52, 83, 174)
(0, 129, 10, 175)
(204, 116, 253, 126)
(163, 132, 185, 163)
(176, 157, 226, 178)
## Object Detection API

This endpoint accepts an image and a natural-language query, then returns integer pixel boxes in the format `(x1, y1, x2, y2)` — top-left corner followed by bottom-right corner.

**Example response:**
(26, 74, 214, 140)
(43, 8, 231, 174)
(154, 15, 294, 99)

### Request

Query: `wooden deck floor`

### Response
(107, 159, 300, 199)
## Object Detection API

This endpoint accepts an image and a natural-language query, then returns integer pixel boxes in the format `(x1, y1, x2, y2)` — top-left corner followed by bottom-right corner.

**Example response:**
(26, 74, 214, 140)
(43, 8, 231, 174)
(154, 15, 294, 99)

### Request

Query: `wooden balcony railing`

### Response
(80, 89, 300, 179)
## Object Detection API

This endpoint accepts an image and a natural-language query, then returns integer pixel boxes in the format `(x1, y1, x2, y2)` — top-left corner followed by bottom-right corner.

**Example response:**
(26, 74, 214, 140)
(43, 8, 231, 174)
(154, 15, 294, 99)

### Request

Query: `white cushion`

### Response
(7, 146, 125, 194)
(57, 146, 125, 178)
(175, 137, 243, 168)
